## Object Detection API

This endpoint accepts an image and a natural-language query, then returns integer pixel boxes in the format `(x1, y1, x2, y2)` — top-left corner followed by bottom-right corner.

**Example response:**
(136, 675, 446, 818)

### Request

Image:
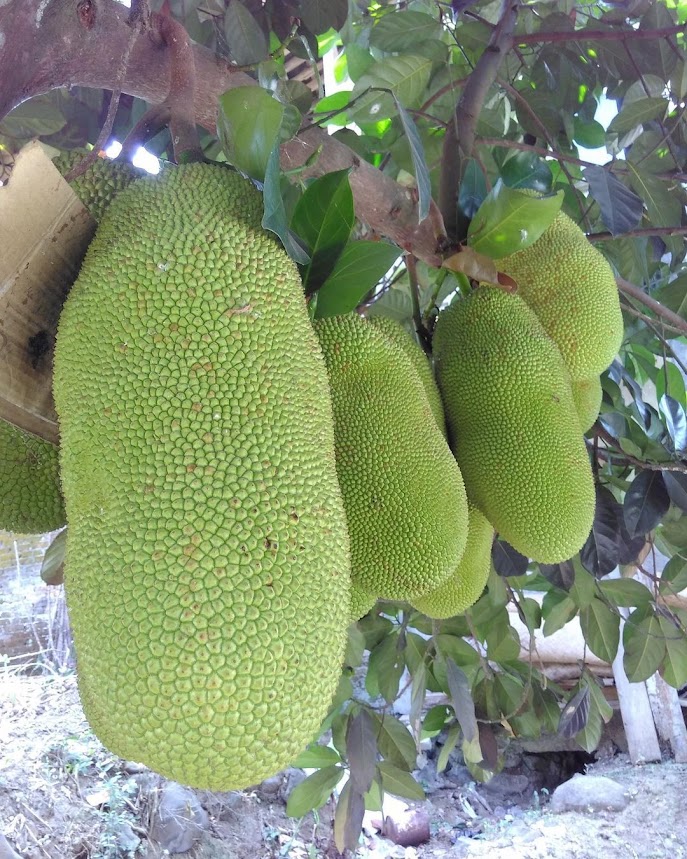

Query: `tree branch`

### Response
(516, 25, 687, 44)
(439, 0, 519, 243)
(590, 226, 687, 242)
(593, 428, 687, 474)
(617, 277, 687, 338)
(0, 0, 442, 265)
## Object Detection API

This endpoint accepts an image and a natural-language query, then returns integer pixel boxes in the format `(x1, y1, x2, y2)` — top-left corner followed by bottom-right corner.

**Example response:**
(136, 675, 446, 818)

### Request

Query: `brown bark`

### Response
(0, 0, 442, 265)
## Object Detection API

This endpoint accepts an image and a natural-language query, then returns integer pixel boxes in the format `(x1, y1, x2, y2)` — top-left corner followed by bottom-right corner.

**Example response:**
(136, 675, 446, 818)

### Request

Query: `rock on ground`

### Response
(550, 774, 629, 813)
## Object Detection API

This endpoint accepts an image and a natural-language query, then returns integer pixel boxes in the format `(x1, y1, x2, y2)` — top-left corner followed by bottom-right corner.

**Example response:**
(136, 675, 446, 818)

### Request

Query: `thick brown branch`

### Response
(590, 226, 687, 242)
(594, 429, 687, 475)
(0, 0, 441, 265)
(439, 0, 519, 243)
(617, 277, 687, 337)
(516, 25, 687, 44)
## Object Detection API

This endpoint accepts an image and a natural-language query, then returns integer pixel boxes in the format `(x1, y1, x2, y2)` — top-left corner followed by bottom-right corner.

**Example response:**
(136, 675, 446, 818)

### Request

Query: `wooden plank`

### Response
(646, 674, 687, 763)
(0, 141, 95, 444)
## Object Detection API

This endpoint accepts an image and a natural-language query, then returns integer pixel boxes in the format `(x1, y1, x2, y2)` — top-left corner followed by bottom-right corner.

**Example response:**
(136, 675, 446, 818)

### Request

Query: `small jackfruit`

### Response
(434, 287, 595, 563)
(0, 422, 64, 533)
(572, 376, 603, 433)
(314, 314, 468, 600)
(367, 315, 446, 434)
(52, 150, 141, 222)
(498, 209, 623, 380)
(53, 164, 351, 791)
(412, 504, 493, 619)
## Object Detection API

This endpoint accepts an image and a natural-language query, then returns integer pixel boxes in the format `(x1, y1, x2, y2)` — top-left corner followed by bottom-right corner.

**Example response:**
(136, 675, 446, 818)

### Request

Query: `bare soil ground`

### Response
(1, 672, 686, 859)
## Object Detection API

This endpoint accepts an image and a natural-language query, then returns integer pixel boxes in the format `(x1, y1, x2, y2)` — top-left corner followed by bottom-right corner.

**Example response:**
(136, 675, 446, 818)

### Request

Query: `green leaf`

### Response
(370, 713, 416, 771)
(299, 0, 347, 33)
(582, 670, 613, 724)
(40, 529, 66, 585)
(485, 623, 521, 663)
(623, 470, 671, 537)
(0, 96, 67, 138)
(224, 2, 268, 66)
(422, 705, 450, 737)
(261, 143, 311, 264)
(628, 166, 683, 231)
(346, 710, 378, 794)
(350, 55, 433, 121)
(366, 286, 413, 323)
(334, 780, 365, 854)
(218, 86, 286, 182)
(409, 660, 428, 727)
(286, 765, 344, 817)
(542, 594, 578, 637)
(436, 723, 460, 774)
(314, 241, 400, 317)
(435, 634, 481, 667)
(367, 634, 404, 704)
(608, 98, 667, 136)
(573, 117, 606, 149)
(292, 745, 342, 769)
(445, 659, 478, 745)
(570, 565, 597, 610)
(459, 158, 488, 219)
(291, 169, 355, 290)
(369, 10, 442, 52)
(394, 97, 431, 223)
(377, 762, 425, 801)
(499, 151, 553, 192)
(658, 616, 687, 689)
(598, 578, 652, 609)
(580, 598, 620, 663)
(584, 166, 643, 236)
(467, 182, 564, 259)
(659, 554, 687, 595)
(623, 613, 666, 682)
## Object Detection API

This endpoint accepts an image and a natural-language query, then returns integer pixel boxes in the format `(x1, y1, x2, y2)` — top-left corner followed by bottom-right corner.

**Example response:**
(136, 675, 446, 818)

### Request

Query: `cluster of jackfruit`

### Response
(0, 151, 139, 536)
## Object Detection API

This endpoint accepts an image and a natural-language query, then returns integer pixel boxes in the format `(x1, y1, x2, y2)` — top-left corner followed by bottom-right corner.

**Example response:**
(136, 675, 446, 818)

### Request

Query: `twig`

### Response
(405, 254, 431, 352)
(592, 428, 687, 474)
(589, 226, 687, 242)
(621, 302, 687, 337)
(617, 277, 687, 337)
(439, 0, 520, 242)
(516, 25, 687, 44)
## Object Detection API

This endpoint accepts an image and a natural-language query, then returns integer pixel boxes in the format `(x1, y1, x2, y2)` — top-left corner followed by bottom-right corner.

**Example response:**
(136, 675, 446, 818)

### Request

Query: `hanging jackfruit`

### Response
(367, 315, 446, 434)
(52, 150, 141, 221)
(412, 504, 493, 619)
(572, 376, 603, 433)
(498, 208, 623, 380)
(53, 163, 351, 791)
(314, 314, 468, 600)
(434, 287, 595, 563)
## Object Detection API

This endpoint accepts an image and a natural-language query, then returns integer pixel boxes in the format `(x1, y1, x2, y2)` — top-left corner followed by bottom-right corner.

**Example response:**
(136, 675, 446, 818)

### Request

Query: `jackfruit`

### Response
(572, 376, 603, 433)
(52, 150, 141, 222)
(0, 422, 64, 533)
(350, 583, 377, 622)
(412, 504, 493, 619)
(367, 315, 446, 434)
(314, 314, 468, 600)
(434, 287, 595, 563)
(53, 163, 351, 791)
(498, 209, 623, 380)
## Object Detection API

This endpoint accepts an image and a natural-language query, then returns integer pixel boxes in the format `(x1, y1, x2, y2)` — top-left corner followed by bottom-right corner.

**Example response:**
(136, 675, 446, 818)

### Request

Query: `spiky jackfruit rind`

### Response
(350, 583, 377, 622)
(315, 314, 468, 600)
(434, 287, 595, 564)
(572, 376, 603, 433)
(53, 164, 351, 791)
(0, 422, 65, 533)
(498, 210, 623, 380)
(367, 315, 446, 435)
(52, 151, 141, 222)
(412, 504, 493, 619)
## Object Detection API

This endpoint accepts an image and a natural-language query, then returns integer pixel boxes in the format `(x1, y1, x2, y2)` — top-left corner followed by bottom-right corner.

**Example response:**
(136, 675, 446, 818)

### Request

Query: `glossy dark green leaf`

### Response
(219, 86, 286, 182)
(623, 612, 666, 682)
(224, 2, 268, 66)
(350, 55, 433, 122)
(580, 597, 620, 663)
(542, 593, 578, 637)
(422, 705, 450, 736)
(369, 10, 442, 52)
(334, 779, 365, 854)
(558, 684, 590, 739)
(367, 634, 404, 703)
(608, 98, 667, 136)
(435, 634, 480, 668)
(445, 659, 478, 745)
(573, 117, 606, 149)
(580, 486, 621, 577)
(539, 559, 575, 591)
(635, 3, 678, 78)
(655, 276, 687, 320)
(377, 762, 425, 800)
(394, 97, 431, 222)
(599, 578, 652, 609)
(292, 744, 342, 768)
(286, 765, 343, 817)
(624, 470, 671, 537)
(659, 395, 687, 453)
(261, 143, 311, 264)
(663, 471, 687, 514)
(617, 518, 647, 566)
(658, 616, 687, 689)
(468, 182, 563, 259)
(314, 240, 400, 317)
(40, 528, 66, 586)
(346, 710, 378, 794)
(492, 539, 528, 577)
(584, 166, 643, 236)
(299, 0, 347, 33)
(458, 158, 488, 219)
(499, 151, 553, 192)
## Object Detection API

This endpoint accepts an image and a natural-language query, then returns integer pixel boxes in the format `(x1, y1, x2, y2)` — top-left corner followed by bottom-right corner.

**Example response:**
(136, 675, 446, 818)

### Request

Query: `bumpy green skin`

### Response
(315, 314, 468, 600)
(0, 422, 65, 533)
(350, 584, 377, 622)
(412, 504, 493, 619)
(498, 210, 623, 380)
(53, 164, 351, 791)
(572, 376, 603, 433)
(53, 151, 141, 222)
(367, 315, 446, 435)
(434, 288, 595, 563)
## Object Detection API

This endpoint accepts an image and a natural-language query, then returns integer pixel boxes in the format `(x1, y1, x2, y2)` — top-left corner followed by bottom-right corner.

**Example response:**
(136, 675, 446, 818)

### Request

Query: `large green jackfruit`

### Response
(498, 209, 623, 380)
(434, 287, 595, 563)
(314, 314, 468, 600)
(53, 164, 351, 791)
(0, 422, 64, 533)
(52, 150, 141, 222)
(572, 376, 603, 433)
(412, 504, 493, 619)
(367, 316, 446, 434)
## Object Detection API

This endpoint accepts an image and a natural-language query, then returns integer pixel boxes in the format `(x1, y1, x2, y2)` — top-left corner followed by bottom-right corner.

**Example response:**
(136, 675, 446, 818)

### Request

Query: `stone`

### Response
(0, 834, 22, 859)
(113, 821, 140, 853)
(149, 782, 210, 854)
(279, 768, 307, 804)
(549, 774, 629, 813)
